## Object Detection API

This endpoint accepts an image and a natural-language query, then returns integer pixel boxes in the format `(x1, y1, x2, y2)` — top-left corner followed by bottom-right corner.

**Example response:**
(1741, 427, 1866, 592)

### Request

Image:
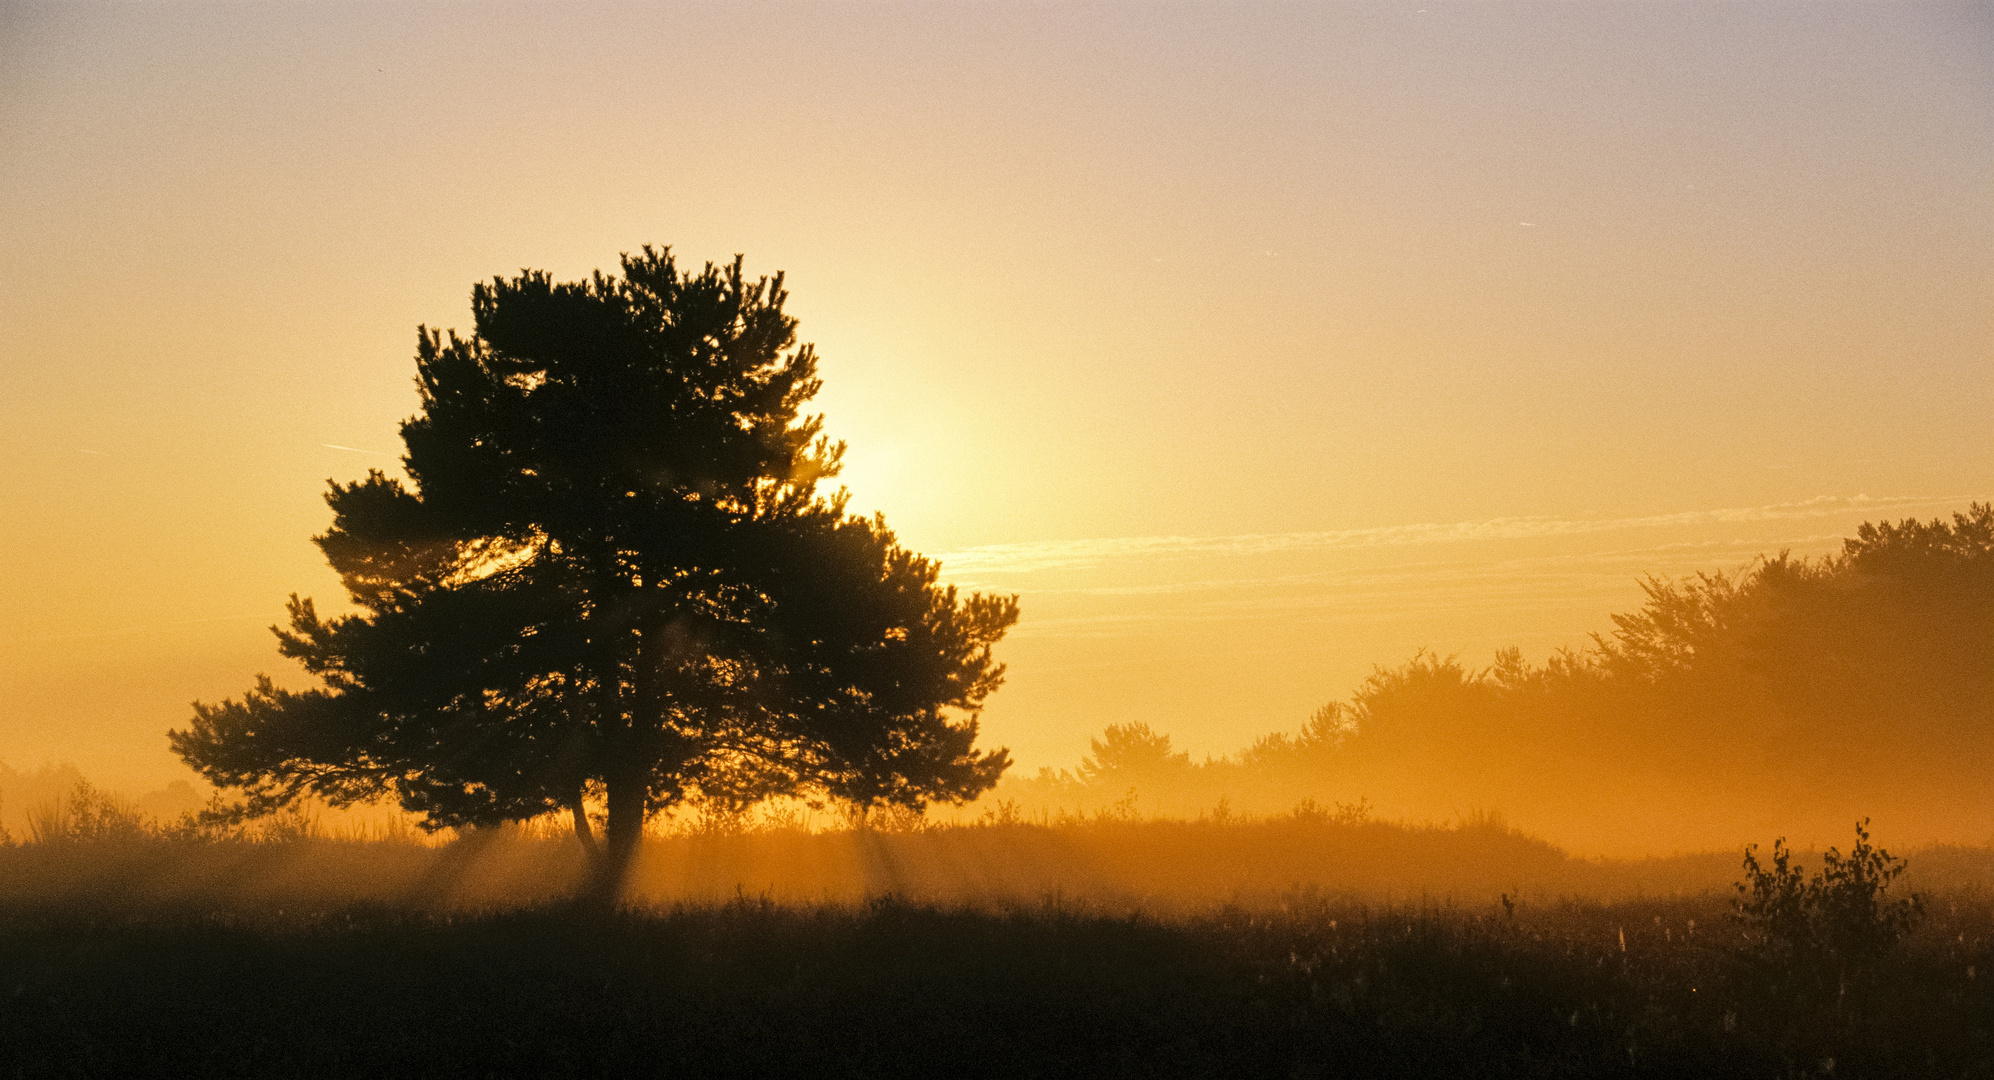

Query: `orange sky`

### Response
(2, 2, 1989, 793)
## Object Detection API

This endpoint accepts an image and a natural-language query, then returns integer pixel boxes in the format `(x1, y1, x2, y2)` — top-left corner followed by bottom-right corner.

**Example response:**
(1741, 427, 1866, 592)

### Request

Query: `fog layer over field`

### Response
(992, 507, 1994, 855)
(4, 507, 1986, 875)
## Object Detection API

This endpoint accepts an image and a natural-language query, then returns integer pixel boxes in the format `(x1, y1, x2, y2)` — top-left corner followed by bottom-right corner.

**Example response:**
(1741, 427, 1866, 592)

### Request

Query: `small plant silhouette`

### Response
(1736, 818, 1921, 967)
(1735, 835, 1812, 961)
(25, 781, 152, 844)
(1812, 819, 1923, 969)
(1735, 817, 1924, 1026)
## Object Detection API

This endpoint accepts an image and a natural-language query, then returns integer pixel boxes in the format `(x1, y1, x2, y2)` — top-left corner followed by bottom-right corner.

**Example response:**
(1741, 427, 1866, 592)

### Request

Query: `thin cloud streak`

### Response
(998, 534, 1868, 641)
(1032, 533, 1850, 598)
(936, 495, 1964, 579)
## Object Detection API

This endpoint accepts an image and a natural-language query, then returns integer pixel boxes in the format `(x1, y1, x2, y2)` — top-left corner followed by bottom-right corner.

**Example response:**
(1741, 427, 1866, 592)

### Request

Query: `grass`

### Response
(0, 892, 1988, 1078)
(0, 817, 1988, 1077)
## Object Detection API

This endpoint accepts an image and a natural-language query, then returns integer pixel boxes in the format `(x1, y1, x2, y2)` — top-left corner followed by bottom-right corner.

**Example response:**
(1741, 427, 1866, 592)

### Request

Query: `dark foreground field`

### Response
(1, 892, 1988, 1079)
(1, 817, 1989, 1078)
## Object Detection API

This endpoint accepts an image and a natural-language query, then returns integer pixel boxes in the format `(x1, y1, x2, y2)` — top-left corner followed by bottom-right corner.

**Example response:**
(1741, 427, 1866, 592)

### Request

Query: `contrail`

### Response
(934, 494, 1972, 577)
(322, 443, 396, 457)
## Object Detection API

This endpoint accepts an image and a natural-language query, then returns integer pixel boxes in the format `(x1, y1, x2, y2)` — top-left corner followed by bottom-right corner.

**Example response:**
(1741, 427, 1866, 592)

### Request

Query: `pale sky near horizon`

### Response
(2, 2, 1989, 796)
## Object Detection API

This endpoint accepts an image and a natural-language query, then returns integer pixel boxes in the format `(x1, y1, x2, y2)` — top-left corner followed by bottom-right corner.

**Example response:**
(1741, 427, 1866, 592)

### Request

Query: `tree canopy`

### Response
(172, 248, 1017, 884)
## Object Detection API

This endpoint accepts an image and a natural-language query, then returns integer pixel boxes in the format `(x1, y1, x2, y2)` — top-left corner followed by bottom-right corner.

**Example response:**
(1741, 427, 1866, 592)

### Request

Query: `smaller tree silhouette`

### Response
(1078, 722, 1191, 791)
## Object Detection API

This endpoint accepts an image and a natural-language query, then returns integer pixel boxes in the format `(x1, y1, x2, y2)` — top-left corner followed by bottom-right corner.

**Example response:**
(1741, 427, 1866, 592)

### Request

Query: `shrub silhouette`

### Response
(1735, 835, 1812, 962)
(1735, 817, 1924, 1020)
(24, 781, 152, 844)
(1811, 819, 1923, 969)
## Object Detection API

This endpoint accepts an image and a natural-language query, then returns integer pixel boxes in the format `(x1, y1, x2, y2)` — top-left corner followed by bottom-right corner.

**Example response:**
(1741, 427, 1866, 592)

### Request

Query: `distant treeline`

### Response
(996, 504, 1994, 852)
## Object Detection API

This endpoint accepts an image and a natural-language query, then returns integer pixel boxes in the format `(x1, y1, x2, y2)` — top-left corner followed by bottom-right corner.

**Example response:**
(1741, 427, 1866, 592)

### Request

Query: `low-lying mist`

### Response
(992, 505, 1994, 856)
(2, 504, 1985, 910)
(4, 792, 1990, 918)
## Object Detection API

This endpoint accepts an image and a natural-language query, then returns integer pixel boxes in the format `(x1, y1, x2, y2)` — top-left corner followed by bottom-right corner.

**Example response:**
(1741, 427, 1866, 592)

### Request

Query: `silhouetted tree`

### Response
(172, 248, 1017, 892)
(1236, 701, 1350, 777)
(1077, 722, 1192, 794)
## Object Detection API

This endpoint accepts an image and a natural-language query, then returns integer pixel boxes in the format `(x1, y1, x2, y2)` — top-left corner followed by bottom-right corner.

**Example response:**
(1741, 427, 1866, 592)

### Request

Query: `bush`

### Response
(1736, 818, 1923, 970)
(1812, 819, 1924, 968)
(24, 781, 152, 844)
(1734, 814, 1927, 1060)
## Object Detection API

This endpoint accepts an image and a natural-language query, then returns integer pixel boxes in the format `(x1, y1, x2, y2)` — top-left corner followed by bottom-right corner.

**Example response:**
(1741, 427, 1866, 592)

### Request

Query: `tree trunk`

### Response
(577, 565, 657, 905)
(581, 767, 646, 905)
(570, 792, 598, 856)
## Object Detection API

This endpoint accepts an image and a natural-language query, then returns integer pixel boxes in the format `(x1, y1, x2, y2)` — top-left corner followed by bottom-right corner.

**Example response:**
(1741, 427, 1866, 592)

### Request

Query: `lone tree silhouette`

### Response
(172, 248, 1017, 893)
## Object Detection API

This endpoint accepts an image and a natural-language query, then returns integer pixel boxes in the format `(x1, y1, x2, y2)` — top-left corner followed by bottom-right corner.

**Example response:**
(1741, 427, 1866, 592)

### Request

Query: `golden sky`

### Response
(2, 2, 1989, 791)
